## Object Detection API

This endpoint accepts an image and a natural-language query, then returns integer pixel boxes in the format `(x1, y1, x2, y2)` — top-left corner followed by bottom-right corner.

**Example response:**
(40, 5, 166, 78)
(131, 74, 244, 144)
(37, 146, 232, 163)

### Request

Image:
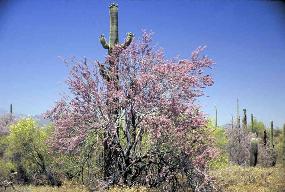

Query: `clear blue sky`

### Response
(0, 0, 284, 127)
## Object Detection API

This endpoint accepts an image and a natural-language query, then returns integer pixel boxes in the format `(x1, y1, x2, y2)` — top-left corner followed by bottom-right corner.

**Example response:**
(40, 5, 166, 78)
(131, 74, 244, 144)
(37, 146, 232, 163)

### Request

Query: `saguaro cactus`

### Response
(270, 121, 274, 148)
(251, 114, 254, 133)
(10, 104, 13, 114)
(9, 104, 13, 121)
(236, 98, 240, 128)
(242, 109, 247, 131)
(99, 3, 134, 54)
(250, 138, 258, 166)
(263, 130, 267, 146)
(99, 3, 134, 179)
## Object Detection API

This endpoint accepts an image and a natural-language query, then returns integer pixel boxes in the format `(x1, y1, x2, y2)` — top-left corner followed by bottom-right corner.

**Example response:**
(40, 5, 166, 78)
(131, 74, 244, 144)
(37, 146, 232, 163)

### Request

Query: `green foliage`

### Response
(6, 118, 49, 162)
(251, 119, 265, 137)
(209, 154, 229, 170)
(0, 159, 15, 178)
(207, 120, 229, 170)
(3, 118, 60, 185)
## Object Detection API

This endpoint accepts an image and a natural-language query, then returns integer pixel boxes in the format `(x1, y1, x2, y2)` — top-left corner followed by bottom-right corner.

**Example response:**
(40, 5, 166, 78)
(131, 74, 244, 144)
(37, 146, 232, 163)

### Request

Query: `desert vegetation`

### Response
(1, 3, 284, 192)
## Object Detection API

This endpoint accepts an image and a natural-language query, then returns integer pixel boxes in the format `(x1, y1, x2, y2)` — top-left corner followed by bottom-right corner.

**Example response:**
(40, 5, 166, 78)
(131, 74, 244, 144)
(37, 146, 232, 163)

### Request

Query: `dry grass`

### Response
(6, 181, 89, 192)
(2, 165, 284, 192)
(210, 164, 285, 192)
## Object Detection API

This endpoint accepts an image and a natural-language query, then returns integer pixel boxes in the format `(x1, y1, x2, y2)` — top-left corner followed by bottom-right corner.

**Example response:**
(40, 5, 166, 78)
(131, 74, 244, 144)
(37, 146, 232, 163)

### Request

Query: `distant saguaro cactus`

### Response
(236, 98, 240, 128)
(9, 104, 13, 121)
(263, 130, 267, 146)
(10, 104, 13, 114)
(242, 109, 247, 131)
(250, 138, 258, 166)
(251, 114, 254, 133)
(270, 121, 274, 148)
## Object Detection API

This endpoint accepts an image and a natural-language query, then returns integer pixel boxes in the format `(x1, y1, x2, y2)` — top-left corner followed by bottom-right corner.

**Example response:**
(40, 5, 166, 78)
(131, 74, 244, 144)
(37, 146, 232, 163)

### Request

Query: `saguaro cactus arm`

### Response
(100, 34, 109, 49)
(122, 32, 134, 48)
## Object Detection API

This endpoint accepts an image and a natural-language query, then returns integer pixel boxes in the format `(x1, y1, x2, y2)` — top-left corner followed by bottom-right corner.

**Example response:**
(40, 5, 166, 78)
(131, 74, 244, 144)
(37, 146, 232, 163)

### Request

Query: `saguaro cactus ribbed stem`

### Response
(109, 4, 119, 48)
(99, 3, 134, 54)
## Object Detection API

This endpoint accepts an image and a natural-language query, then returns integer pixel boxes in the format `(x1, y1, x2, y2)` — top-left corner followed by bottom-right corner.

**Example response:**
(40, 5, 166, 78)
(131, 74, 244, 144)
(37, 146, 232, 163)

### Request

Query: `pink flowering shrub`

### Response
(226, 125, 253, 165)
(47, 32, 217, 191)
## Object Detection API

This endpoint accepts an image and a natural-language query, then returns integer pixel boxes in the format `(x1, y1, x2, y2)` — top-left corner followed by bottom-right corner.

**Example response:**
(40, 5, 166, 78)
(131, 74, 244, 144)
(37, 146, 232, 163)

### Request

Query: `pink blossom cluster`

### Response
(47, 31, 215, 168)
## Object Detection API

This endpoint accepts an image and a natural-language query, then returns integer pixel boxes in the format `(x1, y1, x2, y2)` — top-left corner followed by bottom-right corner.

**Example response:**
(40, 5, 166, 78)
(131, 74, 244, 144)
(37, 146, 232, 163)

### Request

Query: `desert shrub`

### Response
(258, 140, 277, 167)
(0, 160, 15, 180)
(208, 121, 229, 170)
(5, 118, 61, 186)
(47, 32, 218, 191)
(226, 125, 253, 166)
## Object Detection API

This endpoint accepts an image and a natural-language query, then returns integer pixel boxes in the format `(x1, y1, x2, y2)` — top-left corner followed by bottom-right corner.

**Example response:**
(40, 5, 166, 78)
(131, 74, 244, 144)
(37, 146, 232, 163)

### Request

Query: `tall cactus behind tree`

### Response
(251, 113, 254, 133)
(242, 109, 247, 131)
(10, 104, 13, 115)
(9, 104, 13, 121)
(236, 98, 240, 128)
(270, 121, 274, 148)
(98, 3, 134, 180)
(263, 129, 267, 146)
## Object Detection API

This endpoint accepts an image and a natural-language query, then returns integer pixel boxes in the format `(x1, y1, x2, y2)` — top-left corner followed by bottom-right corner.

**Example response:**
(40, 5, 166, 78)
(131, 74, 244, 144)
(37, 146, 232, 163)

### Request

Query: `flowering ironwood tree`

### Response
(47, 32, 217, 191)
